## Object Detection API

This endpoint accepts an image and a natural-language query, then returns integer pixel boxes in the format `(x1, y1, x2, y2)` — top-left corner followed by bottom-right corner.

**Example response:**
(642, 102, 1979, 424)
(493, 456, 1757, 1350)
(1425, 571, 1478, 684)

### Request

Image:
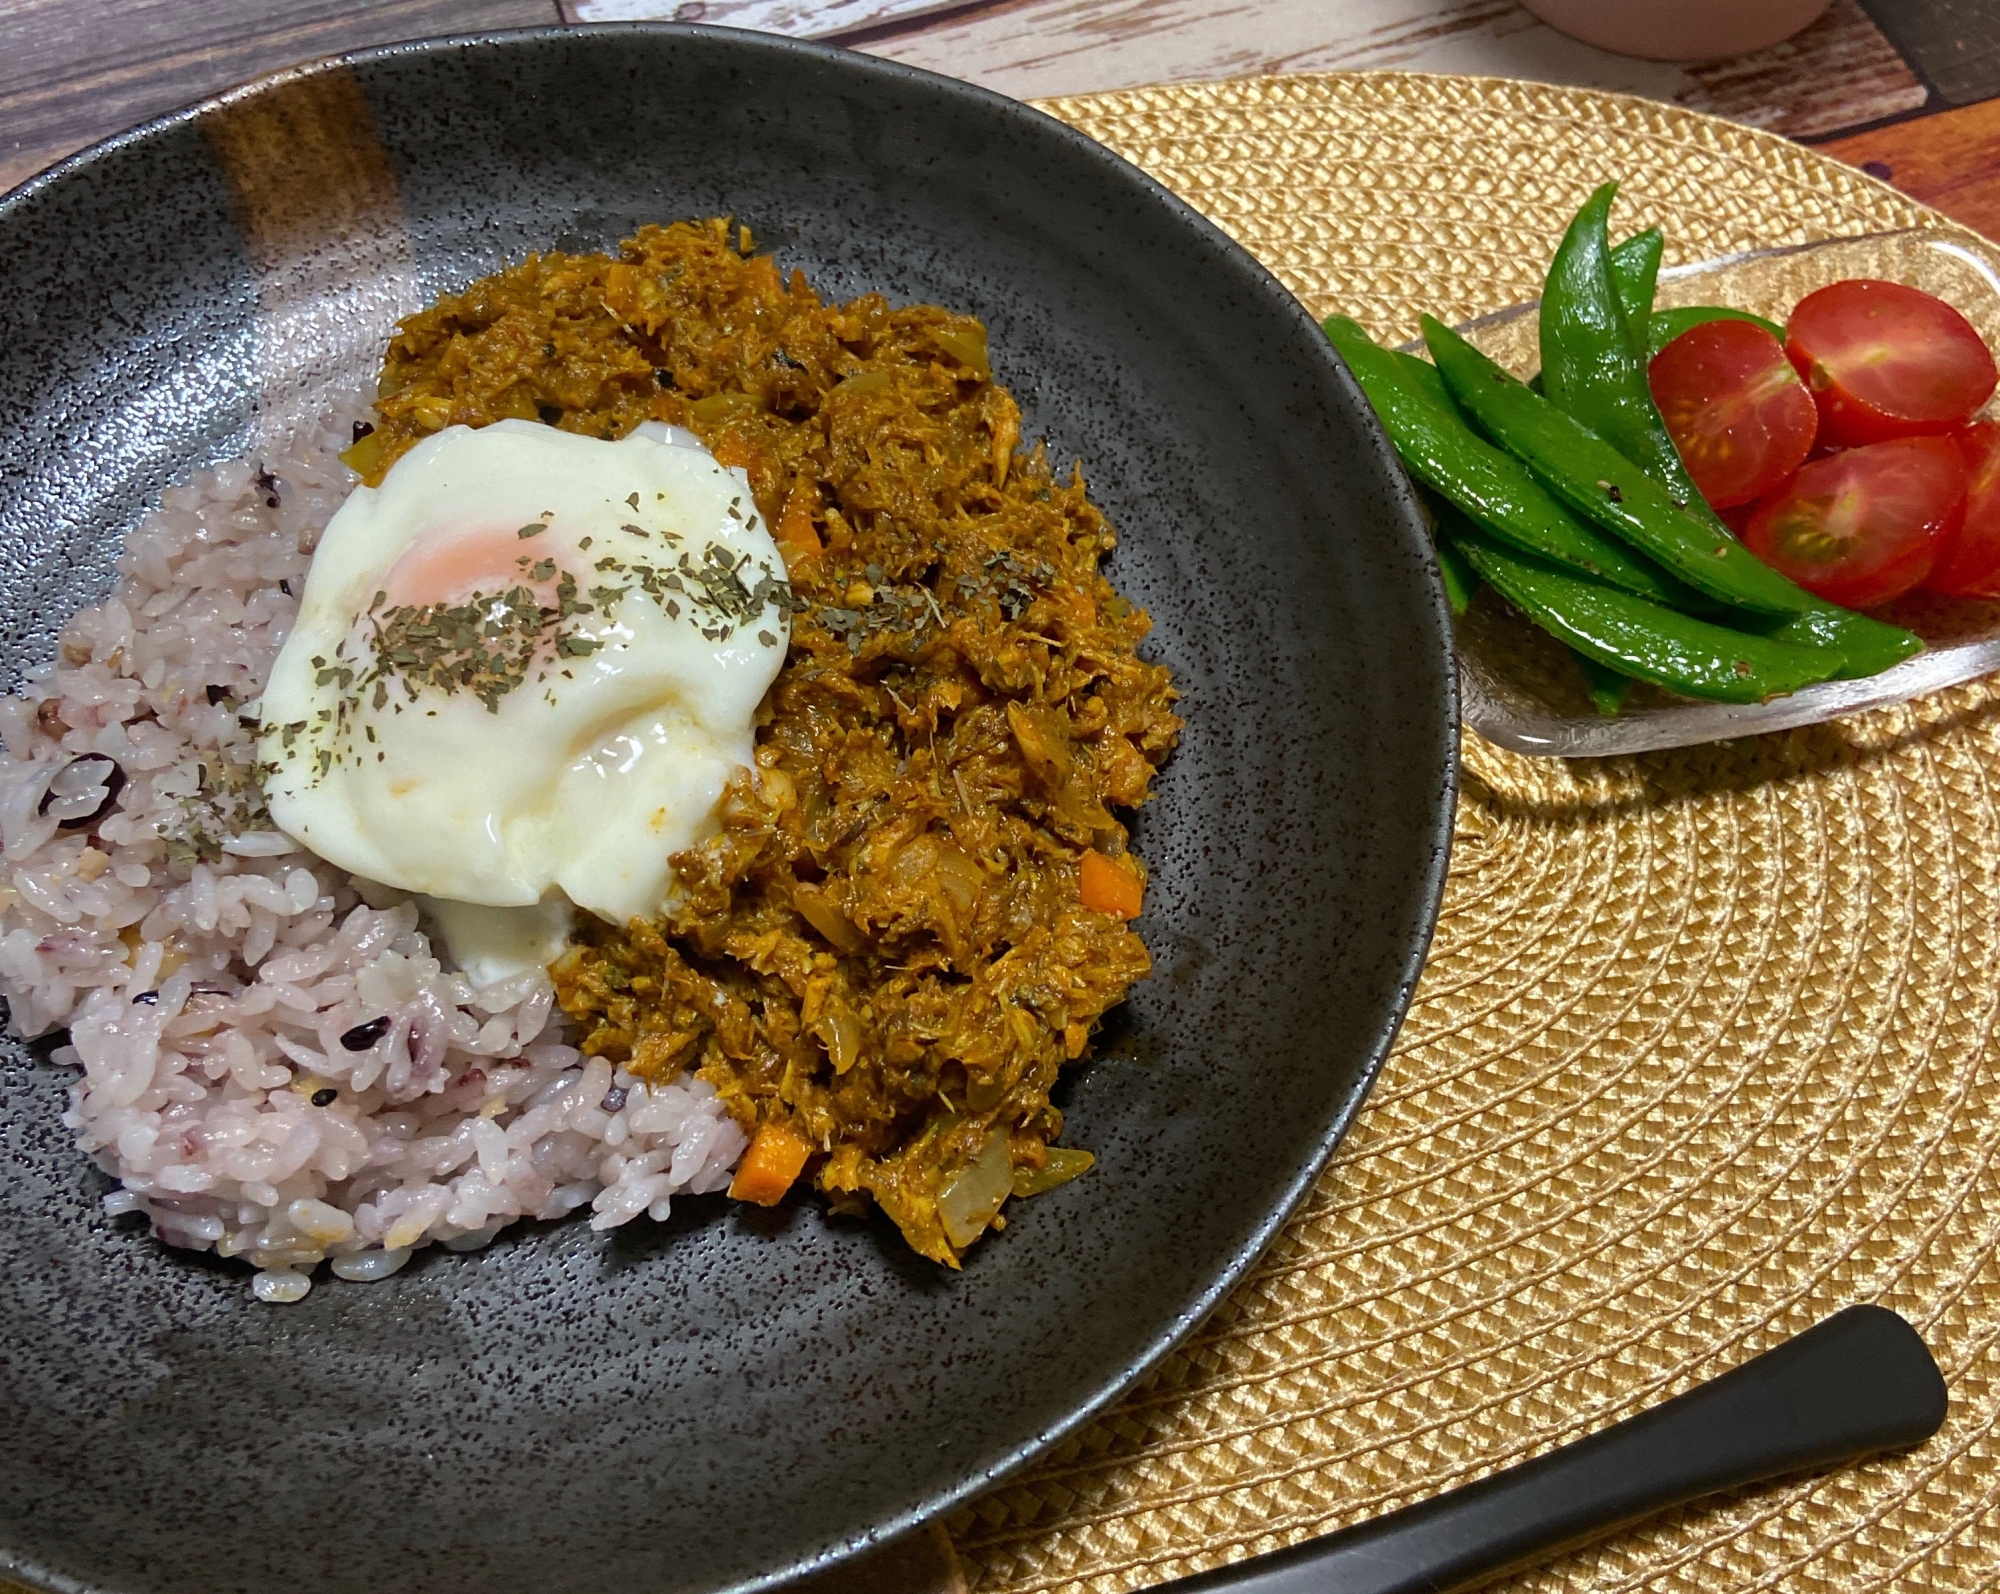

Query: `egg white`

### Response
(258, 420, 789, 971)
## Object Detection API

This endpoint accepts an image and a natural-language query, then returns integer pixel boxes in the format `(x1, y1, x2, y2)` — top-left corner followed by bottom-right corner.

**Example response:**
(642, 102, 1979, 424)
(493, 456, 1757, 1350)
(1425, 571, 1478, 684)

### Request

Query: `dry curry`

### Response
(344, 220, 1181, 1264)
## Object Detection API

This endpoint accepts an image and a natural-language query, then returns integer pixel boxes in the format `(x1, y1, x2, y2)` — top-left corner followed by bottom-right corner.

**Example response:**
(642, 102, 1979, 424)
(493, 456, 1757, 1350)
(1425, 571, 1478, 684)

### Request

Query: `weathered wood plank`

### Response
(1820, 94, 2000, 243)
(1859, 0, 2000, 109)
(0, 0, 560, 195)
(564, 0, 973, 35)
(856, 0, 1925, 139)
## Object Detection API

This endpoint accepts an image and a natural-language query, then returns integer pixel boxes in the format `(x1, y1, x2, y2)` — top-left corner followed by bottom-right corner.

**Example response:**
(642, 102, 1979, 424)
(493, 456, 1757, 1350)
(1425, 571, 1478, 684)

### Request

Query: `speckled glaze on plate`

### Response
(0, 27, 1455, 1594)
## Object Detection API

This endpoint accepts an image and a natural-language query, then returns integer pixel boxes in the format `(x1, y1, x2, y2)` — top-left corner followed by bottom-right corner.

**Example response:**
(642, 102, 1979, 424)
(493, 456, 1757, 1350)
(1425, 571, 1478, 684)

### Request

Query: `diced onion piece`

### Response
(1011, 1146, 1094, 1198)
(689, 391, 761, 425)
(930, 841, 984, 916)
(758, 764, 797, 811)
(931, 325, 991, 380)
(813, 1003, 864, 1075)
(1006, 702, 1072, 786)
(339, 429, 389, 480)
(889, 835, 984, 917)
(793, 883, 864, 952)
(938, 1131, 1013, 1250)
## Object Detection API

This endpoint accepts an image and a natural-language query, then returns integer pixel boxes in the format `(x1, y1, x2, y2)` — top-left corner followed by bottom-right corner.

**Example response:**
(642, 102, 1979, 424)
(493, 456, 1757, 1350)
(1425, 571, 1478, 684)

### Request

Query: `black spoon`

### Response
(1163, 1304, 1947, 1594)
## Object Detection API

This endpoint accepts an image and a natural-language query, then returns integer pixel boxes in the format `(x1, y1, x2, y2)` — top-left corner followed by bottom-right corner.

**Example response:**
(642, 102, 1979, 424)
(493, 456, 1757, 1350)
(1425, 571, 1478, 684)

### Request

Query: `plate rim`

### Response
(0, 25, 1460, 1594)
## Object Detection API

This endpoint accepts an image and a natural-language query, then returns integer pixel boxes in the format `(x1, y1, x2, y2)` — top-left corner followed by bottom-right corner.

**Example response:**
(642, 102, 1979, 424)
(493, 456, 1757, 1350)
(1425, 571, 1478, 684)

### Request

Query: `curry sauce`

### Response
(349, 220, 1181, 1264)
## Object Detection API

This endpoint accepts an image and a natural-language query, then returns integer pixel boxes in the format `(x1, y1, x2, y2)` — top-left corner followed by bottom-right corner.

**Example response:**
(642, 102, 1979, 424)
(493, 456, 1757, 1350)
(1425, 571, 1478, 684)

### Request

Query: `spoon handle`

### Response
(1167, 1304, 1947, 1594)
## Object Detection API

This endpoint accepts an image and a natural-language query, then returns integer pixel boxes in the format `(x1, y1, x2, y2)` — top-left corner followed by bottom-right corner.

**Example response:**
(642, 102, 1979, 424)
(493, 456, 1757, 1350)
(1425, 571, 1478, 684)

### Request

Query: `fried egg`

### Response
(258, 419, 789, 981)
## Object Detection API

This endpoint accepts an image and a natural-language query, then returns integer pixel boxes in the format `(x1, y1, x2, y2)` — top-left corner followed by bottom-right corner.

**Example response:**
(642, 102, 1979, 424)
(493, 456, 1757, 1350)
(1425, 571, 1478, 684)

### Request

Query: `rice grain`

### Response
(0, 403, 746, 1298)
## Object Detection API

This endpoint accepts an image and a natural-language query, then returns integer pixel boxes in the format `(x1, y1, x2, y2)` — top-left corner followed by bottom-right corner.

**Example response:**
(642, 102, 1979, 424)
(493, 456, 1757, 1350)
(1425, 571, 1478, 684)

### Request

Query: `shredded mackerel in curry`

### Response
(348, 219, 1182, 1264)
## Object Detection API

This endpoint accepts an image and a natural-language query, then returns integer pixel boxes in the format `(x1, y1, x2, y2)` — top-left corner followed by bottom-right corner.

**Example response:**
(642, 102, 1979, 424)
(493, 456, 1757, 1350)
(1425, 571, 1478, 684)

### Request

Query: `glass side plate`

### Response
(1415, 228, 2000, 757)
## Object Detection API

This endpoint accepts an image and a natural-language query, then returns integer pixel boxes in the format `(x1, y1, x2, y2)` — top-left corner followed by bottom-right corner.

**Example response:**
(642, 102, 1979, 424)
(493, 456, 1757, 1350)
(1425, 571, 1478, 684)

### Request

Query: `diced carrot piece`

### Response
(729, 1120, 813, 1206)
(710, 433, 758, 472)
(1079, 849, 1144, 920)
(776, 473, 822, 568)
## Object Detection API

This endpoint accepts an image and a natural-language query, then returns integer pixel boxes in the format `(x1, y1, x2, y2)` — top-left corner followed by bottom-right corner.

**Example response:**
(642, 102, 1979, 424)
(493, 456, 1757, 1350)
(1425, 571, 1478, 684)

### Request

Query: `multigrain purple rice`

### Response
(0, 399, 747, 1302)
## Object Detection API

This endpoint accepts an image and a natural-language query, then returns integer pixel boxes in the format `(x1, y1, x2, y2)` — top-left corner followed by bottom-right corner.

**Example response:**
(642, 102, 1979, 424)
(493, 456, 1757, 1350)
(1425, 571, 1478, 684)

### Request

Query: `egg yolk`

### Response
(381, 525, 565, 608)
(256, 419, 791, 982)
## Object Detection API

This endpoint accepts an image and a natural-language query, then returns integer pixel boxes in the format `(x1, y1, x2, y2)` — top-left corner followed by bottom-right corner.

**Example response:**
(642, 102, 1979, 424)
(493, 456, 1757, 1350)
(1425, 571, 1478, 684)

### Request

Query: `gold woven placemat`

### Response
(8, 67, 1996, 1594)
(934, 71, 2000, 1594)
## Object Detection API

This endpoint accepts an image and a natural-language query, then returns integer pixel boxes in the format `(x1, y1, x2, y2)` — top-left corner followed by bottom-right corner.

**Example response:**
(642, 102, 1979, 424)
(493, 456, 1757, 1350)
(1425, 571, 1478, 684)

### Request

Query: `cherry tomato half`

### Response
(1649, 318, 1819, 508)
(1742, 435, 1968, 609)
(1925, 421, 2000, 597)
(1786, 279, 1997, 447)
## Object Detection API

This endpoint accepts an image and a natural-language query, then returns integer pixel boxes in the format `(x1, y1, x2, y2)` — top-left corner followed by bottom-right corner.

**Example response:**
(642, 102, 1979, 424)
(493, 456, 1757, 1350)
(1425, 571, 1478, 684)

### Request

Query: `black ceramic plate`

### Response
(0, 26, 1455, 1594)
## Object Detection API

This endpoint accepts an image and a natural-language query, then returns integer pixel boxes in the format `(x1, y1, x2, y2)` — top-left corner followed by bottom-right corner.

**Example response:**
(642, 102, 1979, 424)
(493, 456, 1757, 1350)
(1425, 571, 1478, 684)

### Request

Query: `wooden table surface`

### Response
(3, 1, 1996, 1591)
(7, 0, 2000, 236)
(11, 0, 2000, 236)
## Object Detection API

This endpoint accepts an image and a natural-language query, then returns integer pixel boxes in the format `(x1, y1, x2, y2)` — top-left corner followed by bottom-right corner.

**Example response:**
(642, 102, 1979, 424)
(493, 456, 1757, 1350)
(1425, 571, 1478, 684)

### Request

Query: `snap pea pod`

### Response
(1425, 313, 1829, 615)
(1438, 507, 1847, 704)
(1540, 183, 1701, 500)
(1398, 343, 1724, 618)
(1527, 230, 1658, 397)
(1389, 346, 1460, 411)
(1576, 652, 1634, 717)
(1543, 193, 1862, 603)
(1751, 605, 1924, 675)
(1539, 201, 1921, 674)
(1323, 315, 1682, 599)
(1433, 529, 1478, 615)
(1422, 480, 1629, 712)
(1608, 227, 1664, 332)
(1647, 304, 1786, 358)
(1444, 326, 1915, 673)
